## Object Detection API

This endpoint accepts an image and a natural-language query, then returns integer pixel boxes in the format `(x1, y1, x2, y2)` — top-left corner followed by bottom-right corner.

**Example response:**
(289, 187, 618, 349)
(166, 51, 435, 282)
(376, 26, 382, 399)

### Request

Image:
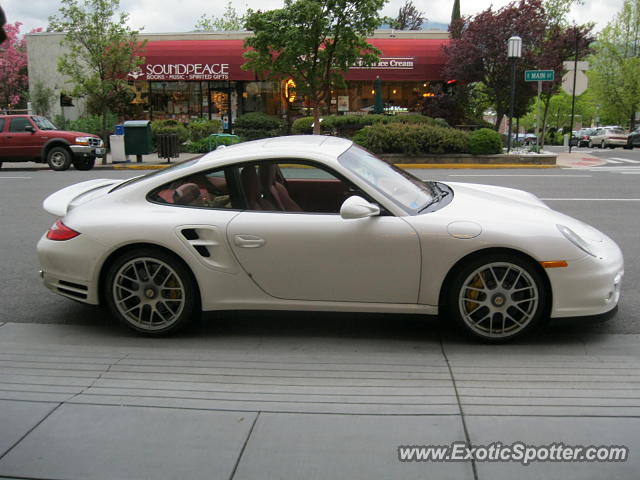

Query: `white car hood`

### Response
(435, 182, 605, 243)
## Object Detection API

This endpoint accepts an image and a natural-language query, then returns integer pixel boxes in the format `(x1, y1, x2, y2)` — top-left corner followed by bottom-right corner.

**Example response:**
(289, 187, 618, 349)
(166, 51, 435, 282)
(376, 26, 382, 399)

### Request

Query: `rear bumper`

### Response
(37, 233, 105, 305)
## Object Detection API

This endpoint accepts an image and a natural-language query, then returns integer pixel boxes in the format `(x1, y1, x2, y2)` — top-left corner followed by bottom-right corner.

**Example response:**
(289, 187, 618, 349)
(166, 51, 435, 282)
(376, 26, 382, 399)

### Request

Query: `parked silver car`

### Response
(589, 127, 628, 148)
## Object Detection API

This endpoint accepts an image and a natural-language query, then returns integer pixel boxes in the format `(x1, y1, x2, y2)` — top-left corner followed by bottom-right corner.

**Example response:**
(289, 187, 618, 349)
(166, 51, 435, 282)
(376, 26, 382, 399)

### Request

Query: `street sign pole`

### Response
(536, 81, 541, 150)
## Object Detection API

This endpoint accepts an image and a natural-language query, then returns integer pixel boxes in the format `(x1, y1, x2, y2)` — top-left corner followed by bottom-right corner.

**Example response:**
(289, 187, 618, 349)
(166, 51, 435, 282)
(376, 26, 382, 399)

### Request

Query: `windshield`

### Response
(109, 157, 202, 193)
(31, 116, 57, 130)
(338, 145, 433, 214)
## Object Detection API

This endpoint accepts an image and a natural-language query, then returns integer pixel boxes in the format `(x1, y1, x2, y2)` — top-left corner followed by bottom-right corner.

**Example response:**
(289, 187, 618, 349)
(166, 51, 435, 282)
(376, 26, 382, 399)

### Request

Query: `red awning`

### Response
(130, 40, 255, 82)
(130, 38, 449, 83)
(344, 39, 449, 81)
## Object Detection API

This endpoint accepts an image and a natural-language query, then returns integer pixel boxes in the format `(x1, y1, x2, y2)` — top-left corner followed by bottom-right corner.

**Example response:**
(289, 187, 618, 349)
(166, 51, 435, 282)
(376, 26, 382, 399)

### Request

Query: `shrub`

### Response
(187, 119, 222, 142)
(151, 119, 189, 144)
(291, 114, 443, 138)
(234, 112, 283, 141)
(55, 113, 117, 137)
(353, 123, 469, 155)
(468, 128, 503, 155)
(183, 134, 240, 153)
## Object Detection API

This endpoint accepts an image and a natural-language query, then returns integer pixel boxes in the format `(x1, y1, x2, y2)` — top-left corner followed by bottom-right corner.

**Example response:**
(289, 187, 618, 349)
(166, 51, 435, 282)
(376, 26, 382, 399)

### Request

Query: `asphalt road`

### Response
(1, 164, 638, 337)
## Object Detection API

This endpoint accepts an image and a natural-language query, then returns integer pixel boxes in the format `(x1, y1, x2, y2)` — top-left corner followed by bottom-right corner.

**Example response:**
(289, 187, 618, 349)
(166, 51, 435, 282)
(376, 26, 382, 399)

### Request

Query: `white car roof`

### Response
(202, 135, 353, 165)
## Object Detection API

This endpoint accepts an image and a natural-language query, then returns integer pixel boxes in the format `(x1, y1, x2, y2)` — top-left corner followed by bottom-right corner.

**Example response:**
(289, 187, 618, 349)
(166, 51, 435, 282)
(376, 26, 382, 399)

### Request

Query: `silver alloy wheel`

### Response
(49, 150, 67, 168)
(458, 262, 539, 338)
(112, 257, 186, 331)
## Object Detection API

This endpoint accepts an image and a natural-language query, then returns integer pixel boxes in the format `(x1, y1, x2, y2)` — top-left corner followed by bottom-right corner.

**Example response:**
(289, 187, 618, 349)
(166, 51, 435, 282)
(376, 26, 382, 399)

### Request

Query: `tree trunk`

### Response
(312, 104, 321, 135)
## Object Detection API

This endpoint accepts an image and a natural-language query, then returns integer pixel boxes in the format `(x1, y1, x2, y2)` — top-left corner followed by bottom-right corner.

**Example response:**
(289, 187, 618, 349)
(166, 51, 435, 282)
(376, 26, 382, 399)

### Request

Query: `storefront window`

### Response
(242, 82, 282, 116)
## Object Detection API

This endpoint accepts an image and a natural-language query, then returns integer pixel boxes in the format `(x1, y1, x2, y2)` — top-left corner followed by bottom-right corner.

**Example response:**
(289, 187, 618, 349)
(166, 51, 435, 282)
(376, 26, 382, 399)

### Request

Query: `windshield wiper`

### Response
(418, 181, 449, 213)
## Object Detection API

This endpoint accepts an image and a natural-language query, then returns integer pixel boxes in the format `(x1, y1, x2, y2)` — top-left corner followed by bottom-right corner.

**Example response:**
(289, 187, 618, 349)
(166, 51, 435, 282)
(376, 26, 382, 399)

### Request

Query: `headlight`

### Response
(557, 224, 596, 257)
(75, 136, 91, 145)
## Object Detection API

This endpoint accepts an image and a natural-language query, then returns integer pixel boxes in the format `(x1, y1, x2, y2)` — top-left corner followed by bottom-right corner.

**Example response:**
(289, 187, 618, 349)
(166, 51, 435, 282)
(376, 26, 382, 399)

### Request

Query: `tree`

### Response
(445, 0, 548, 131)
(243, 0, 385, 134)
(451, 0, 461, 25)
(386, 0, 424, 30)
(590, 0, 640, 129)
(0, 22, 40, 109)
(48, 0, 145, 149)
(195, 2, 247, 31)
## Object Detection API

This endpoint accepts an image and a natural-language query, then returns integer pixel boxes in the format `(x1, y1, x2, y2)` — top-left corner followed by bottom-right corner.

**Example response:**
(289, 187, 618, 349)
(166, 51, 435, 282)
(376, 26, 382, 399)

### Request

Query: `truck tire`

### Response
(47, 146, 72, 171)
(73, 157, 96, 171)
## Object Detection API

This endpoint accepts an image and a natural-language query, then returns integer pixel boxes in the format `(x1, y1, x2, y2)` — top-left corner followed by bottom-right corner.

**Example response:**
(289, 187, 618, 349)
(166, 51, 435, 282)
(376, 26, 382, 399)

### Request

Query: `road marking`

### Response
(610, 157, 640, 163)
(0, 176, 32, 179)
(541, 198, 640, 201)
(447, 174, 591, 177)
(605, 159, 623, 164)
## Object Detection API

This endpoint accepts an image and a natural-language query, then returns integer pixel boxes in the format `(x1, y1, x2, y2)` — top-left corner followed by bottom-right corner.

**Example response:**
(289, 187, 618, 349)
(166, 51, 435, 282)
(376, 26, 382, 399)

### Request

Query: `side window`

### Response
(0, 119, 5, 131)
(9, 117, 31, 132)
(241, 160, 356, 214)
(148, 168, 238, 209)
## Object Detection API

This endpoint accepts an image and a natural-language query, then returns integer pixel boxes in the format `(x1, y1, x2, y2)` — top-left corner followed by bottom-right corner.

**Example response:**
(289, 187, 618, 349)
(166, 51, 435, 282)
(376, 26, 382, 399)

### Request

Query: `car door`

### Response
(5, 117, 41, 160)
(226, 160, 421, 304)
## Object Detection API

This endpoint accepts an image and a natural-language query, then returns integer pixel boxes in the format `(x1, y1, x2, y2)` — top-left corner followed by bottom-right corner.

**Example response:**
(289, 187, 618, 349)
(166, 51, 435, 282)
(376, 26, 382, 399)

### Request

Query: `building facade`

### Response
(26, 30, 450, 127)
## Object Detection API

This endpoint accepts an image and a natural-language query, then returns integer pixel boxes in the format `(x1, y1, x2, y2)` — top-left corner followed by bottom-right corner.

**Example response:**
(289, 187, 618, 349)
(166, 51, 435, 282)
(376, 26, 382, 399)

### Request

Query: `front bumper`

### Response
(547, 236, 624, 318)
(70, 145, 105, 159)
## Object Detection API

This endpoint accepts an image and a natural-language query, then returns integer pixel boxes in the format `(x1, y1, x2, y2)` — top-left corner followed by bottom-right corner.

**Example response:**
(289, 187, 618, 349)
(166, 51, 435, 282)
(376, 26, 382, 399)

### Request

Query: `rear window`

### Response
(610, 129, 625, 134)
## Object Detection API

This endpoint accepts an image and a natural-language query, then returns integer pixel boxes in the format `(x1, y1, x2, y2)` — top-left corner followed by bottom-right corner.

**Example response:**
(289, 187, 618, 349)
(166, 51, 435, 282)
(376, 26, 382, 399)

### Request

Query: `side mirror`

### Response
(340, 195, 380, 220)
(24, 125, 35, 133)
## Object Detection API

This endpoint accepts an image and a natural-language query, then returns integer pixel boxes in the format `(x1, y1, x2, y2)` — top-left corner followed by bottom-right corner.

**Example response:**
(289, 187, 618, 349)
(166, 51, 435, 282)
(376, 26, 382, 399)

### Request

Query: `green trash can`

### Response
(124, 120, 153, 162)
(208, 133, 240, 152)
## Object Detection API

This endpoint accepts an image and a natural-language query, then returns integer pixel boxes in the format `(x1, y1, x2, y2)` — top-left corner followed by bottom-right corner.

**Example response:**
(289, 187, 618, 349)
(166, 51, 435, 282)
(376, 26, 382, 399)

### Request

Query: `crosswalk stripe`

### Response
(610, 157, 640, 163)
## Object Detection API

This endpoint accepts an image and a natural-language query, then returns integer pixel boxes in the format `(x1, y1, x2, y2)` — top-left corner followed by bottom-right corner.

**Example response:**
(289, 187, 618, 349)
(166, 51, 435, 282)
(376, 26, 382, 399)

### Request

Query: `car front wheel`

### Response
(47, 146, 72, 171)
(104, 248, 199, 336)
(447, 253, 548, 342)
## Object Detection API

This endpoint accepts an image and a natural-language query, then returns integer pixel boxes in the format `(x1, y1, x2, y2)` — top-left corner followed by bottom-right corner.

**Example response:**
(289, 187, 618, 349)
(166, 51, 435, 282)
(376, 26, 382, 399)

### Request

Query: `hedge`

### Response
(291, 114, 446, 138)
(352, 123, 469, 155)
(234, 112, 283, 141)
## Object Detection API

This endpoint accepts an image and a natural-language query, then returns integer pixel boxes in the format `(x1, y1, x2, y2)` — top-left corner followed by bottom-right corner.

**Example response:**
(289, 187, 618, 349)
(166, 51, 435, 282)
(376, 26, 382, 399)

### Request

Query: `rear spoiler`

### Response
(43, 179, 122, 216)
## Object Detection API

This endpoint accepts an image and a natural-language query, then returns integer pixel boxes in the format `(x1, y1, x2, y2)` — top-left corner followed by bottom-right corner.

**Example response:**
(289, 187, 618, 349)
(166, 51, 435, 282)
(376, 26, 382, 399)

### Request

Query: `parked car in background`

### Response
(0, 115, 104, 170)
(588, 126, 628, 149)
(570, 128, 597, 147)
(626, 127, 640, 149)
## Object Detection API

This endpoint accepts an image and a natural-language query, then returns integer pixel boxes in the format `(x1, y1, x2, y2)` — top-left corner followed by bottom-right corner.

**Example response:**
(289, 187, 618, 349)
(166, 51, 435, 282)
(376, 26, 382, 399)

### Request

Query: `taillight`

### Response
(46, 219, 80, 241)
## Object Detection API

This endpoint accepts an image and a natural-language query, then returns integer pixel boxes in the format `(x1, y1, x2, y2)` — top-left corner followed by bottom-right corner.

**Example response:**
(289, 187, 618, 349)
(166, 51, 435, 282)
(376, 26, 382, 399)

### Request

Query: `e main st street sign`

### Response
(525, 70, 555, 82)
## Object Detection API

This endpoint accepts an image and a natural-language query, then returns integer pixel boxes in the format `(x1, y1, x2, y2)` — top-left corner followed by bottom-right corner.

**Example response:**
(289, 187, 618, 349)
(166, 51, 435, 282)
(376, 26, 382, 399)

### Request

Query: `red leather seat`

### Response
(259, 163, 302, 212)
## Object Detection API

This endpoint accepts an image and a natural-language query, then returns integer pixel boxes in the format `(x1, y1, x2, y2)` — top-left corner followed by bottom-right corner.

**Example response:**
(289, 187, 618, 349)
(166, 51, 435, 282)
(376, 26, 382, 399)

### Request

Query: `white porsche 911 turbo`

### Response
(37, 136, 623, 341)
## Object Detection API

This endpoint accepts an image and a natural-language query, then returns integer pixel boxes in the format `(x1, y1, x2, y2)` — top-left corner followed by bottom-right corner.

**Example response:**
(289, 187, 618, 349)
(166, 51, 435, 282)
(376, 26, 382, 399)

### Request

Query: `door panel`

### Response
(227, 211, 420, 304)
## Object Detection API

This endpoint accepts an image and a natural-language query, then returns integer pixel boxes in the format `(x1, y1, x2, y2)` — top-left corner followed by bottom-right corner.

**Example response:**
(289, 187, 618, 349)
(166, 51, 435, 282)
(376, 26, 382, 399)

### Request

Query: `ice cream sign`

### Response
(351, 57, 415, 70)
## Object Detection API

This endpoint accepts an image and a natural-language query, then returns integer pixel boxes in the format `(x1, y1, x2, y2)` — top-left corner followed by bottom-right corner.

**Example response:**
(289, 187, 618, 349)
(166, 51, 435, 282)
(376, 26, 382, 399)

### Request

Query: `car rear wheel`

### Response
(104, 248, 199, 336)
(73, 157, 96, 170)
(47, 146, 72, 171)
(447, 253, 548, 342)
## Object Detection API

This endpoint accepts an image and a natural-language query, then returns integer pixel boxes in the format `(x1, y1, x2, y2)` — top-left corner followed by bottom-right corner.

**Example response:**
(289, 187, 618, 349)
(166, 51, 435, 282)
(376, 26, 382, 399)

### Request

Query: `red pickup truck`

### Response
(0, 115, 105, 171)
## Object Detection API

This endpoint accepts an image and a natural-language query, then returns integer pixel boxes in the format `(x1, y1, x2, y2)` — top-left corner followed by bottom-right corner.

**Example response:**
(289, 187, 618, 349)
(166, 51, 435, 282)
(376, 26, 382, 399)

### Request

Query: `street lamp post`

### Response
(507, 36, 522, 153)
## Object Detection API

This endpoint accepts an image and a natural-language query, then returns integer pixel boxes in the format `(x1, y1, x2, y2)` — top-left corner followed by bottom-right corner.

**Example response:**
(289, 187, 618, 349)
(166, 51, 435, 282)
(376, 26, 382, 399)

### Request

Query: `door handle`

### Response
(234, 234, 266, 248)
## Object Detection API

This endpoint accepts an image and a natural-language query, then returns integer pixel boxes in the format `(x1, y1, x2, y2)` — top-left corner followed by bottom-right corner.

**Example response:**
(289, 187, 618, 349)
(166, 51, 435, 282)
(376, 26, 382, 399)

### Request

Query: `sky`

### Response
(1, 0, 625, 35)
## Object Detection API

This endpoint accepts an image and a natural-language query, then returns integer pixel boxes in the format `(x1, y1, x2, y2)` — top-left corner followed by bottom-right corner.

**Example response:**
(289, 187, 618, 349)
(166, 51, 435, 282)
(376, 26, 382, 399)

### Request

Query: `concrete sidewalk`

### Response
(0, 322, 638, 479)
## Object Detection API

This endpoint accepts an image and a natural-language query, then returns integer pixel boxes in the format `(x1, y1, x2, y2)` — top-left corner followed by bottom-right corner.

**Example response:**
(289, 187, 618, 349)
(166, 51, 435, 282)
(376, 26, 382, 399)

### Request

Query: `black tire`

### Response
(73, 157, 96, 171)
(103, 248, 200, 336)
(446, 252, 549, 343)
(47, 146, 72, 171)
